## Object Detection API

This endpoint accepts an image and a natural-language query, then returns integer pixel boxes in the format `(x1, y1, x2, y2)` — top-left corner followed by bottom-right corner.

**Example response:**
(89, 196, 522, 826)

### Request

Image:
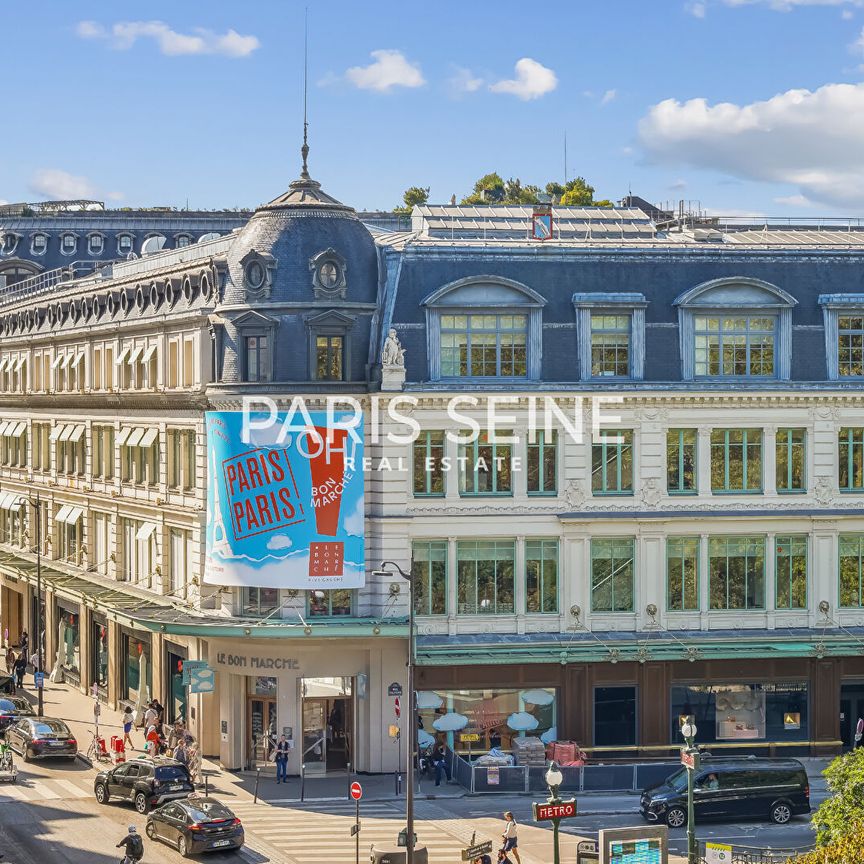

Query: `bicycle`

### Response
(86, 731, 110, 763)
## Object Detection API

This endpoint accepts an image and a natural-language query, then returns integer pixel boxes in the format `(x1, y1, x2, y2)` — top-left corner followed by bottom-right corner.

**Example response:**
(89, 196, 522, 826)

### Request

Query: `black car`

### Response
(0, 676, 15, 695)
(0, 696, 35, 731)
(95, 756, 194, 814)
(640, 757, 810, 827)
(6, 717, 77, 761)
(146, 797, 244, 857)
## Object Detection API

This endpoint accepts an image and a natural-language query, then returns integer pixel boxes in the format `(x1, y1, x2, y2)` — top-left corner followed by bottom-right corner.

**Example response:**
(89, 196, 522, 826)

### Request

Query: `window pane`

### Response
(667, 429, 697, 493)
(840, 534, 864, 608)
(708, 536, 765, 610)
(525, 539, 558, 614)
(457, 540, 515, 614)
(413, 432, 445, 496)
(775, 536, 807, 610)
(592, 431, 634, 495)
(776, 428, 806, 492)
(591, 538, 634, 612)
(439, 313, 528, 378)
(527, 430, 557, 495)
(667, 537, 699, 611)
(711, 429, 762, 492)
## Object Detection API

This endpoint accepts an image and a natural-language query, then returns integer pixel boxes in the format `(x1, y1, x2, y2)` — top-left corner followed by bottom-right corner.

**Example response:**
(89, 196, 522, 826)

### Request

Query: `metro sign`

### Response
(681, 747, 700, 771)
(533, 799, 577, 821)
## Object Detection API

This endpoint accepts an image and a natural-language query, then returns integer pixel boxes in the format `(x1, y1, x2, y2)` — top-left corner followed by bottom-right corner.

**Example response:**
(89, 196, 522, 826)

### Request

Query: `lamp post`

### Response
(545, 761, 564, 864)
(375, 561, 415, 864)
(681, 720, 698, 864)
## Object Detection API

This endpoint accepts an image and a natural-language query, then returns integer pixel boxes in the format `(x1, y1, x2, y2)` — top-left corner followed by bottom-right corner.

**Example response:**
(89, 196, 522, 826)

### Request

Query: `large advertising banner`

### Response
(204, 410, 365, 590)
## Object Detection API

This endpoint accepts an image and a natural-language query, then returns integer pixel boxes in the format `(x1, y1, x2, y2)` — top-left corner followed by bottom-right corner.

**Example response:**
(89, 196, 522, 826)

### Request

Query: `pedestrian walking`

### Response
(30, 653, 39, 688)
(501, 812, 521, 864)
(433, 741, 451, 787)
(274, 734, 289, 784)
(122, 706, 135, 751)
(12, 654, 26, 690)
(5, 648, 14, 675)
(172, 738, 189, 768)
(145, 724, 161, 755)
(187, 737, 202, 785)
(142, 701, 158, 731)
(18, 631, 28, 663)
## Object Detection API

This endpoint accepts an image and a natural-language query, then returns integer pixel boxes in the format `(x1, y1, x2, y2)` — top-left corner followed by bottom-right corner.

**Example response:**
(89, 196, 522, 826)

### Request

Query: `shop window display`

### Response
(57, 606, 80, 675)
(670, 682, 807, 745)
(416, 688, 556, 753)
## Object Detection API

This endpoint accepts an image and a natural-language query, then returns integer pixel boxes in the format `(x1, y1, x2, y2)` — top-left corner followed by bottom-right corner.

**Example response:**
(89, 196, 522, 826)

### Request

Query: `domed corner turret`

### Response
(220, 173, 378, 307)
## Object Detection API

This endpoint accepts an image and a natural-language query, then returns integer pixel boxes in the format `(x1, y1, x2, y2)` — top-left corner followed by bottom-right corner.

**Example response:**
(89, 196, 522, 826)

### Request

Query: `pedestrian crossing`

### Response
(0, 775, 91, 803)
(229, 799, 482, 864)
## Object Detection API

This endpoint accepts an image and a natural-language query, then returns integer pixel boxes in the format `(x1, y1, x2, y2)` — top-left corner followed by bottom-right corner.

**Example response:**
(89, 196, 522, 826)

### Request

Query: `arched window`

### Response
(422, 276, 545, 380)
(675, 278, 797, 381)
(0, 261, 40, 289)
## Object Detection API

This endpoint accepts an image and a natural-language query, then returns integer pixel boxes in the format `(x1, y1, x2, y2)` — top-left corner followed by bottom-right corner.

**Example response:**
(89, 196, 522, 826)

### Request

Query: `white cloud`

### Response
(638, 81, 864, 208)
(671, 178, 688, 190)
(686, 1, 708, 16)
(489, 58, 558, 101)
(345, 50, 425, 92)
(266, 535, 293, 551)
(724, 0, 863, 8)
(843, 8, 856, 16)
(448, 66, 484, 95)
(343, 498, 364, 538)
(774, 193, 815, 206)
(29, 169, 100, 200)
(76, 20, 259, 57)
(601, 88, 617, 105)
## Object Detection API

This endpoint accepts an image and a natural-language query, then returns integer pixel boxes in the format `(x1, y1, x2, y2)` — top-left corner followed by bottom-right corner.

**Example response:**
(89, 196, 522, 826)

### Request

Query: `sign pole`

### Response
(355, 796, 359, 864)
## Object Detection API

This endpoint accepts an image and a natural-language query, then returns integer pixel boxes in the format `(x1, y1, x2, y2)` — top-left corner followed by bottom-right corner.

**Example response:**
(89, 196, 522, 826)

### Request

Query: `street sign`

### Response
(461, 840, 493, 861)
(387, 682, 403, 697)
(532, 799, 577, 821)
(705, 842, 732, 864)
(576, 840, 599, 864)
(680, 747, 700, 771)
(182, 660, 208, 685)
(350, 781, 363, 800)
(459, 733, 481, 743)
(388, 724, 400, 739)
(34, 671, 44, 689)
(350, 824, 360, 837)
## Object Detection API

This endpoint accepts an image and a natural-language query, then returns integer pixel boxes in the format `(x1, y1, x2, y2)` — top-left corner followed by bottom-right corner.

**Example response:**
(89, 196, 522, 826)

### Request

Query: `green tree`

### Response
(394, 185, 430, 214)
(559, 176, 595, 207)
(503, 178, 540, 205)
(461, 172, 505, 205)
(810, 748, 864, 846)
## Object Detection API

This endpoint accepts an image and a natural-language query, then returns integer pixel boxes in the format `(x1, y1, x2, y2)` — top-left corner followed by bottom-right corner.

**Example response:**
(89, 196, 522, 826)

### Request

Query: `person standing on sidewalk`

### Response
(12, 654, 26, 690)
(5, 647, 14, 675)
(274, 734, 289, 784)
(501, 812, 521, 864)
(18, 631, 28, 663)
(122, 706, 135, 751)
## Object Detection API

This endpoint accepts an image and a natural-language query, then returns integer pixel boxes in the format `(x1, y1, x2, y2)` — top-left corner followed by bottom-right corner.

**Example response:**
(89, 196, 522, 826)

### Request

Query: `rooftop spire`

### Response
(300, 7, 310, 180)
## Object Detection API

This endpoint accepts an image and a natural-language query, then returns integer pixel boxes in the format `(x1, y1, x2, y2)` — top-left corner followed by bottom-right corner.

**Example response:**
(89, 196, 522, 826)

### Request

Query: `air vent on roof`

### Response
(198, 232, 221, 243)
(693, 228, 724, 243)
(141, 235, 167, 256)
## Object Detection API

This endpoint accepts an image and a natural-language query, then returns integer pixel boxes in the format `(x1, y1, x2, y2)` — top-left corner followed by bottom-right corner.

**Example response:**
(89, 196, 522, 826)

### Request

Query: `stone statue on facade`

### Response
(381, 328, 406, 391)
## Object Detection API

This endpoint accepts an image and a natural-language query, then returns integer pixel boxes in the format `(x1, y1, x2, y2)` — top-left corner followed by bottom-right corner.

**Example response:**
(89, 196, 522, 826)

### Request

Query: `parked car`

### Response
(640, 757, 810, 826)
(146, 796, 244, 857)
(94, 756, 194, 814)
(6, 717, 77, 761)
(0, 697, 35, 732)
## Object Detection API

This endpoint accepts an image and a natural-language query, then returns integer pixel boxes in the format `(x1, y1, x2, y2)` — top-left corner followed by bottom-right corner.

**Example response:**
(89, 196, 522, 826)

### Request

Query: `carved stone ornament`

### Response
(640, 477, 663, 507)
(565, 479, 586, 508)
(814, 475, 834, 505)
(309, 247, 347, 300)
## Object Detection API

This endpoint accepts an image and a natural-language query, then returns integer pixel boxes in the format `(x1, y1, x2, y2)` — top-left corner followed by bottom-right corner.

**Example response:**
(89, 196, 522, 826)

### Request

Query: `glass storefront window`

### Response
(416, 688, 556, 752)
(123, 633, 152, 705)
(249, 676, 277, 697)
(308, 589, 352, 617)
(594, 686, 637, 747)
(57, 604, 80, 675)
(91, 618, 108, 691)
(166, 649, 187, 723)
(670, 682, 808, 744)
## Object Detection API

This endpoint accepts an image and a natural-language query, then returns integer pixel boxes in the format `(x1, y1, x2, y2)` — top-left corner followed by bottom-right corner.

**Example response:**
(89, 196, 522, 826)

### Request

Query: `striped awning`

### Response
(55, 506, 83, 525)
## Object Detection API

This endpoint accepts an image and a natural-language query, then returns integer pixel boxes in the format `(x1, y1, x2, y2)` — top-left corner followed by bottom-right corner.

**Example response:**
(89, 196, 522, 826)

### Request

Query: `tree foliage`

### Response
(461, 173, 611, 207)
(394, 186, 430, 214)
(784, 828, 864, 864)
(809, 748, 864, 847)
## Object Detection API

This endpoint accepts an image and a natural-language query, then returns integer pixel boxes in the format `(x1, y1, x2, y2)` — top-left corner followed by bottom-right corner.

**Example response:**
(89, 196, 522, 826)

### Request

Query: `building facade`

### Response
(0, 173, 863, 774)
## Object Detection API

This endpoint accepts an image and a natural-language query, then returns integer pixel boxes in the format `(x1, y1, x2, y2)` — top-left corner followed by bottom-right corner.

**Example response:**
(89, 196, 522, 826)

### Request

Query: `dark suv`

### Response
(640, 757, 810, 827)
(94, 756, 194, 814)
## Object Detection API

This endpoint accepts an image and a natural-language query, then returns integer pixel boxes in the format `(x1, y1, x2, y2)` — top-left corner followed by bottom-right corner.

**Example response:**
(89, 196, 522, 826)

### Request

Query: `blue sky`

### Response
(4, 0, 864, 215)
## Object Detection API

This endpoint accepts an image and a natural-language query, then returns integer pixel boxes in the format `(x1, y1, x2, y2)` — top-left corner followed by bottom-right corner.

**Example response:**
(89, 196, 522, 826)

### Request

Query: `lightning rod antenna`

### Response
(301, 7, 310, 179)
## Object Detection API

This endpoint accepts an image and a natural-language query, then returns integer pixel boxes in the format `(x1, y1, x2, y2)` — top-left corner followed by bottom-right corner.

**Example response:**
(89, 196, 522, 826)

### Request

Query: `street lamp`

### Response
(545, 761, 564, 864)
(681, 720, 698, 864)
(375, 561, 416, 864)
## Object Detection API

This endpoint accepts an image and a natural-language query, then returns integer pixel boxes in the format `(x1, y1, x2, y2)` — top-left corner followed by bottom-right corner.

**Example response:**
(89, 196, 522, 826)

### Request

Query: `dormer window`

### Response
(0, 233, 19, 255)
(87, 233, 104, 256)
(820, 295, 864, 380)
(117, 234, 134, 256)
(30, 234, 48, 256)
(573, 293, 648, 381)
(175, 234, 192, 248)
(239, 250, 275, 300)
(60, 233, 78, 256)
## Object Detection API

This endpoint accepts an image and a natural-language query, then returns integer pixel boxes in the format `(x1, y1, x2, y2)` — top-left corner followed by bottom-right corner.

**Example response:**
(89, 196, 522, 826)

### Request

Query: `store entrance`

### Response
(840, 682, 864, 749)
(248, 698, 277, 768)
(301, 677, 353, 774)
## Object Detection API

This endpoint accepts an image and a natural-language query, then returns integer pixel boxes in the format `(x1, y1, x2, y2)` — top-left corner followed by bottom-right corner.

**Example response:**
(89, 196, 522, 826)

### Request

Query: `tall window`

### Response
(667, 537, 699, 611)
(315, 335, 344, 381)
(412, 540, 447, 615)
(32, 423, 51, 472)
(525, 539, 558, 614)
(590, 314, 630, 377)
(708, 536, 765, 610)
(244, 335, 270, 383)
(92, 426, 115, 479)
(591, 538, 635, 612)
(308, 589, 351, 616)
(776, 428, 806, 493)
(456, 539, 515, 614)
(775, 536, 807, 610)
(440, 314, 527, 378)
(840, 534, 864, 608)
(168, 429, 196, 491)
(459, 433, 512, 495)
(694, 315, 776, 377)
(168, 528, 192, 597)
(839, 427, 864, 492)
(592, 430, 633, 495)
(527, 430, 557, 495)
(667, 429, 697, 494)
(413, 432, 445, 497)
(710, 429, 762, 493)
(242, 587, 279, 616)
(838, 316, 864, 377)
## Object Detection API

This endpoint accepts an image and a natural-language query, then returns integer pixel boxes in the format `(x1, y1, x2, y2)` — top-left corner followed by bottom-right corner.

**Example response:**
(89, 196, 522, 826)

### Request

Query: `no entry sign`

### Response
(350, 781, 363, 801)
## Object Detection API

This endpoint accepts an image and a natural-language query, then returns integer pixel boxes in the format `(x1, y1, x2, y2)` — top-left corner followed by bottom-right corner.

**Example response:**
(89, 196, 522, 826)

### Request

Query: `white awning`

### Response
(126, 428, 145, 448)
(139, 428, 158, 448)
(0, 493, 24, 512)
(115, 346, 130, 366)
(61, 353, 75, 369)
(59, 424, 75, 443)
(116, 426, 132, 446)
(14, 356, 26, 372)
(55, 505, 71, 523)
(70, 352, 85, 369)
(68, 425, 85, 443)
(51, 354, 64, 370)
(141, 344, 157, 363)
(135, 522, 157, 542)
(0, 358, 10, 373)
(0, 422, 9, 437)
(49, 424, 67, 442)
(6, 422, 26, 438)
(127, 346, 143, 366)
(56, 506, 83, 525)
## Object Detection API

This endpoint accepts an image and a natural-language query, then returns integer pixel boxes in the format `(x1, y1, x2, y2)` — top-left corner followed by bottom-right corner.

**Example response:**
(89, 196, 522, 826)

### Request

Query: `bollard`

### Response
(300, 763, 305, 803)
(204, 773, 209, 797)
(253, 767, 261, 804)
